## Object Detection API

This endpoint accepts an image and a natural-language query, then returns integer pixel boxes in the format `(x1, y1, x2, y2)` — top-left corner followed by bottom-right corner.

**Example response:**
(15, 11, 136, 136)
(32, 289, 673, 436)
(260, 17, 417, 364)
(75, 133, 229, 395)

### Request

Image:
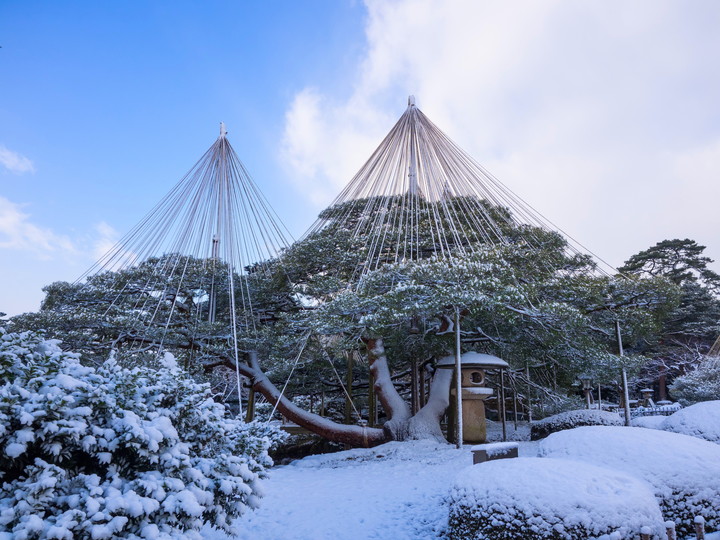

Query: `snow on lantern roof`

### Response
(436, 351, 509, 369)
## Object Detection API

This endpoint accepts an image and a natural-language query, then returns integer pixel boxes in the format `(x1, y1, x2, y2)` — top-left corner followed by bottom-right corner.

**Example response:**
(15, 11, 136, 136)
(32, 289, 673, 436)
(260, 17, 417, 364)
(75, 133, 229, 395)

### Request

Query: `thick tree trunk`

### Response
(237, 352, 387, 447)
(406, 367, 452, 441)
(233, 343, 451, 448)
(365, 338, 413, 440)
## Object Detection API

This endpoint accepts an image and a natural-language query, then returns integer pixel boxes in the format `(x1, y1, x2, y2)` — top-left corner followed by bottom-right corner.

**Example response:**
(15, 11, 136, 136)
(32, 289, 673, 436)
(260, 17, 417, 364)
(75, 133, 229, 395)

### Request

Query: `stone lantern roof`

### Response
(436, 351, 509, 369)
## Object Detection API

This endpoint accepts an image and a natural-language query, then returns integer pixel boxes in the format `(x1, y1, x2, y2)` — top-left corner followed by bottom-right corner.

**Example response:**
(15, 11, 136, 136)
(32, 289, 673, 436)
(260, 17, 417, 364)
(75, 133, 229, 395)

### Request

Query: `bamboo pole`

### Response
(526, 364, 533, 423)
(616, 320, 631, 427)
(500, 369, 507, 442)
(368, 371, 377, 427)
(345, 352, 354, 424)
(454, 307, 463, 448)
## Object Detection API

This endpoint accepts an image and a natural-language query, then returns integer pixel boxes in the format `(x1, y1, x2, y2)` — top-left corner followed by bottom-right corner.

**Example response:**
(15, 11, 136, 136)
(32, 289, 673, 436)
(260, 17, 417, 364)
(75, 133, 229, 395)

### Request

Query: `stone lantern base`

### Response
(451, 387, 494, 443)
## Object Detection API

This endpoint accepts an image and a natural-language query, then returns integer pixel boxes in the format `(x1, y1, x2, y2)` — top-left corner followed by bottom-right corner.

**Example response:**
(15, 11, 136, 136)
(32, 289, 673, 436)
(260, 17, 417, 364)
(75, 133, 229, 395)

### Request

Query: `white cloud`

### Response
(282, 88, 395, 205)
(92, 221, 120, 259)
(88, 221, 138, 271)
(0, 145, 35, 174)
(0, 196, 75, 257)
(280, 0, 720, 267)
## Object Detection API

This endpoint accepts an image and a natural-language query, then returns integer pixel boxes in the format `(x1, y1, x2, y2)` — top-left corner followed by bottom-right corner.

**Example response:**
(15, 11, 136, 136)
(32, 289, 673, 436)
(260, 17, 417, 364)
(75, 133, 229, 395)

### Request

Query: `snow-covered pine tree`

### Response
(619, 239, 720, 394)
(8, 197, 680, 447)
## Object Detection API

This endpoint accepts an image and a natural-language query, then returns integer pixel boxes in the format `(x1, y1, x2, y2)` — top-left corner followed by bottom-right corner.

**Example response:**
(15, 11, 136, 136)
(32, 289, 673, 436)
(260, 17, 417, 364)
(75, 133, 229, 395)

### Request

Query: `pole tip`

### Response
(220, 122, 227, 137)
(408, 95, 416, 107)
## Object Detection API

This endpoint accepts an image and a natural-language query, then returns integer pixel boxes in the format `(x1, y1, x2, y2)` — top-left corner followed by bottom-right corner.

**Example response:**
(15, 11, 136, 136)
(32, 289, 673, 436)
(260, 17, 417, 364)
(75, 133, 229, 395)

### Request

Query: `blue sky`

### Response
(0, 0, 367, 314)
(2, 1, 720, 316)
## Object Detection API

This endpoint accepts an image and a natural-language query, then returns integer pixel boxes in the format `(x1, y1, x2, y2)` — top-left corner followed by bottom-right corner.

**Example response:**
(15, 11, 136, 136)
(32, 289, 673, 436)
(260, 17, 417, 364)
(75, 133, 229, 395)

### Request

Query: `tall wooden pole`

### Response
(208, 235, 219, 323)
(345, 352, 354, 424)
(616, 320, 631, 427)
(454, 307, 463, 448)
(500, 368, 507, 441)
(245, 388, 255, 423)
(526, 364, 533, 423)
(368, 371, 377, 427)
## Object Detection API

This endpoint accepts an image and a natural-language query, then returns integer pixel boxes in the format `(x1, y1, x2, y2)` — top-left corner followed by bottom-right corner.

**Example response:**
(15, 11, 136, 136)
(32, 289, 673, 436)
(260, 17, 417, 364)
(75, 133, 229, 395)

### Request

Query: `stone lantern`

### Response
(437, 351, 509, 443)
(639, 388, 655, 408)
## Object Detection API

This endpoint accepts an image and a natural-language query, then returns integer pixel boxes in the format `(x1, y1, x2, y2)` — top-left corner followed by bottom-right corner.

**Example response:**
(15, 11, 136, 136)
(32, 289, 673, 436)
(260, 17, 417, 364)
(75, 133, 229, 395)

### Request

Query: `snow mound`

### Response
(292, 440, 453, 469)
(661, 400, 720, 444)
(447, 457, 664, 540)
(530, 409, 622, 440)
(631, 415, 667, 429)
(538, 426, 720, 536)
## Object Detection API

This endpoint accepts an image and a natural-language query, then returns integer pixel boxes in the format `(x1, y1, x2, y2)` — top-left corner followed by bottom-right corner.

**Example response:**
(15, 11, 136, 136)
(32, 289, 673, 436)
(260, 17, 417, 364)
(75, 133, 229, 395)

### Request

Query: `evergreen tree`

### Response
(9, 198, 678, 446)
(619, 239, 720, 394)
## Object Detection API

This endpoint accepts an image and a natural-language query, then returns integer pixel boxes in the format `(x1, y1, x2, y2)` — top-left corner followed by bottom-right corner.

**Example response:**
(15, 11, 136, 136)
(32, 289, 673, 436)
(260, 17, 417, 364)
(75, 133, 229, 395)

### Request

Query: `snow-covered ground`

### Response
(203, 439, 537, 540)
(203, 420, 719, 540)
(204, 423, 535, 540)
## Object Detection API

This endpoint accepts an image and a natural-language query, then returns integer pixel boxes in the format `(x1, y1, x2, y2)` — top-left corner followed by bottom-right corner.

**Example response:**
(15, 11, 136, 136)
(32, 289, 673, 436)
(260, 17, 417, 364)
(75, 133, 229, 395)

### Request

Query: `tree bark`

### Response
(237, 352, 387, 447)
(232, 343, 452, 448)
(406, 367, 452, 441)
(364, 338, 413, 440)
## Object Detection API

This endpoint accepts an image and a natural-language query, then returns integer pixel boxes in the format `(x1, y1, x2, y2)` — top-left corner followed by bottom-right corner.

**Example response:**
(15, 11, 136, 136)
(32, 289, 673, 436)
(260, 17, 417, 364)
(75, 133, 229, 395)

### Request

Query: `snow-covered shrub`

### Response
(671, 357, 720, 404)
(538, 426, 720, 536)
(660, 400, 720, 443)
(530, 409, 622, 440)
(0, 329, 284, 539)
(447, 457, 664, 540)
(631, 415, 667, 429)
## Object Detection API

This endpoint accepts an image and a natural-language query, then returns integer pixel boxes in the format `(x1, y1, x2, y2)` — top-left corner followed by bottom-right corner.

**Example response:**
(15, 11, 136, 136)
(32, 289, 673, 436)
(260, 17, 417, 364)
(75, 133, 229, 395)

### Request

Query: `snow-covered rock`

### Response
(538, 426, 720, 536)
(0, 330, 284, 539)
(660, 400, 720, 444)
(447, 457, 664, 539)
(530, 409, 622, 440)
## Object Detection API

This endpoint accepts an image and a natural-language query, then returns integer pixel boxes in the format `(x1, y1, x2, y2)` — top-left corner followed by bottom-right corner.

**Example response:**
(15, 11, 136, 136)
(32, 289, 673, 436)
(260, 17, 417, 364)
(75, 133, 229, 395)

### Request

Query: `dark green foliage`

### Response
(8, 198, 683, 420)
(447, 504, 601, 540)
(619, 238, 720, 291)
(619, 238, 720, 391)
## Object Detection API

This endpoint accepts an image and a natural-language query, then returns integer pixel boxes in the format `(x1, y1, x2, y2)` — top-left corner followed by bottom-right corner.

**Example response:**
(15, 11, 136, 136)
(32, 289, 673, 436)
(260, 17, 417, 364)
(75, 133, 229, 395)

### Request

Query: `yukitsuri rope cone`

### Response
(74, 123, 292, 412)
(304, 96, 615, 285)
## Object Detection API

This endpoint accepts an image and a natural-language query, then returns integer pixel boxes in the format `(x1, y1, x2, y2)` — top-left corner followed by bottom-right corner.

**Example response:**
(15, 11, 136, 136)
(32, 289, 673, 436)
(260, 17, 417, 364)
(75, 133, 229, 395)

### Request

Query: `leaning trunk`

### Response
(234, 342, 452, 448)
(238, 352, 387, 447)
(364, 338, 413, 440)
(406, 367, 452, 441)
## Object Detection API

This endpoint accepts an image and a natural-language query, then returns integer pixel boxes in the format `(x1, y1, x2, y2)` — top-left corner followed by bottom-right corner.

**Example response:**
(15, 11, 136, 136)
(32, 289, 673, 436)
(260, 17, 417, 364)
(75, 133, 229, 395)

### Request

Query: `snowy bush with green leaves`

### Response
(538, 426, 720, 537)
(0, 329, 284, 539)
(530, 409, 623, 441)
(670, 357, 720, 404)
(447, 457, 665, 540)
